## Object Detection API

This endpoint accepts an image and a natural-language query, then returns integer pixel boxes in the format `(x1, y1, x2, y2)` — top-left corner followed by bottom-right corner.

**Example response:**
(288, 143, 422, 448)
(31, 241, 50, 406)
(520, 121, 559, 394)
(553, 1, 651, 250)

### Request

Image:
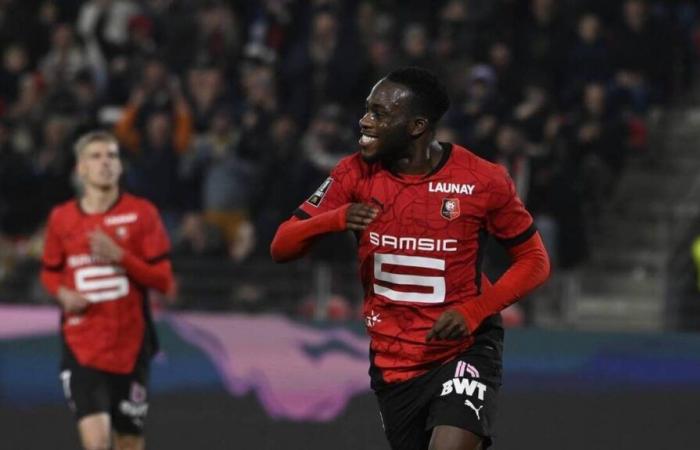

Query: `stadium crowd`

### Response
(0, 0, 698, 290)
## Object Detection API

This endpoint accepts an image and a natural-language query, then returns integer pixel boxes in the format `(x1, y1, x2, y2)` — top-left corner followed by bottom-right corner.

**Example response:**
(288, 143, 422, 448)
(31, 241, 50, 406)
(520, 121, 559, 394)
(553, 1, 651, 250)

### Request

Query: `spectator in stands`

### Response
(565, 13, 612, 106)
(39, 23, 87, 89)
(186, 65, 228, 133)
(400, 23, 435, 69)
(0, 119, 37, 237)
(121, 108, 187, 233)
(516, 0, 567, 91)
(566, 82, 627, 215)
(114, 67, 192, 155)
(447, 64, 503, 153)
(33, 116, 75, 221)
(179, 106, 256, 262)
(299, 103, 355, 190)
(0, 44, 30, 109)
(487, 40, 521, 106)
(173, 212, 228, 258)
(282, 7, 360, 122)
(612, 0, 672, 112)
(493, 123, 532, 202)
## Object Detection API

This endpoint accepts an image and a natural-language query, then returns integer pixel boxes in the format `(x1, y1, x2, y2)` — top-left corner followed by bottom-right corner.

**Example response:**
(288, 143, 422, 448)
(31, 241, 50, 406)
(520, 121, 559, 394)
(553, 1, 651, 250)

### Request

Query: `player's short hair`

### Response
(386, 67, 450, 127)
(73, 130, 119, 159)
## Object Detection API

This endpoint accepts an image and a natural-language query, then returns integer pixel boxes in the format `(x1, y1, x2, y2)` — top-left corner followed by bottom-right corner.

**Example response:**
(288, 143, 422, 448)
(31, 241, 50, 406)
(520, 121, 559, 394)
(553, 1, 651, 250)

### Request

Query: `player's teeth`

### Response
(360, 135, 377, 145)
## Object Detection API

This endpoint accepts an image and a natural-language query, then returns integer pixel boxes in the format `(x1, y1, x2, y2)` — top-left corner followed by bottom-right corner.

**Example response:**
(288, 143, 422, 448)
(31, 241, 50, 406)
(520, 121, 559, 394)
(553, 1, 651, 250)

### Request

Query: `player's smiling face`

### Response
(358, 79, 415, 163)
(78, 140, 123, 190)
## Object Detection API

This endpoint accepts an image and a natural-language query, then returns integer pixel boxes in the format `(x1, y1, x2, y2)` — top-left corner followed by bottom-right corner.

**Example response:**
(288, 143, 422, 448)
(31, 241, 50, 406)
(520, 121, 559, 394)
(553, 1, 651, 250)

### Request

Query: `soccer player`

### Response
(40, 131, 174, 450)
(271, 67, 550, 450)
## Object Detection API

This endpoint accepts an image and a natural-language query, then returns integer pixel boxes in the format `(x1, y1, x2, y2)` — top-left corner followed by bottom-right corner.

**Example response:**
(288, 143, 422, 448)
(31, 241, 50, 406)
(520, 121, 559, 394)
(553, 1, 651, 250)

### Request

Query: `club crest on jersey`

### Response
(440, 198, 460, 220)
(306, 177, 333, 207)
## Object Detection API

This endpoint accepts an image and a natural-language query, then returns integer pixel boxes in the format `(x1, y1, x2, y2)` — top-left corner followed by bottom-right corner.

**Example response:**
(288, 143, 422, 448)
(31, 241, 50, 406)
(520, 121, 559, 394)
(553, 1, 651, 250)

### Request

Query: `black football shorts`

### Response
(375, 350, 502, 450)
(59, 354, 150, 436)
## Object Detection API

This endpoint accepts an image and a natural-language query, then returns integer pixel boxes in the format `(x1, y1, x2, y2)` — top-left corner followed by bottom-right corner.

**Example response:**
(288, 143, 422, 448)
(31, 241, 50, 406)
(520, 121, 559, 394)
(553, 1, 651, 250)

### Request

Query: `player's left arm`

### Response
(428, 167, 550, 341)
(89, 205, 174, 294)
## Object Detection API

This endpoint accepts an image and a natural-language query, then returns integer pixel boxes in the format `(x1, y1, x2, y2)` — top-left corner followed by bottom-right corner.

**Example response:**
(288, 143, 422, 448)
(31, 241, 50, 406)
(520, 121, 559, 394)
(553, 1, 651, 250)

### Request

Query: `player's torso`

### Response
(355, 154, 489, 312)
(351, 149, 496, 383)
(56, 196, 147, 317)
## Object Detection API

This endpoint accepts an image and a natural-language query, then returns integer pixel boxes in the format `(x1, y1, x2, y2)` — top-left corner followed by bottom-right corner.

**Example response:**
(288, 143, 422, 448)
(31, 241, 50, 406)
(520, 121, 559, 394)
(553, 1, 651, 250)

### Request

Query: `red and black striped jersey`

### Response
(42, 193, 170, 374)
(295, 143, 534, 386)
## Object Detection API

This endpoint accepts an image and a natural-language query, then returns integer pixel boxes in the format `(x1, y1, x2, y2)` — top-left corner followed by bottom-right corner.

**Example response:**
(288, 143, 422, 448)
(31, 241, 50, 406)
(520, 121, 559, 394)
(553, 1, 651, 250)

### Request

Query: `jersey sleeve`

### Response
(41, 209, 65, 271)
(139, 202, 171, 261)
(294, 156, 358, 219)
(486, 166, 536, 247)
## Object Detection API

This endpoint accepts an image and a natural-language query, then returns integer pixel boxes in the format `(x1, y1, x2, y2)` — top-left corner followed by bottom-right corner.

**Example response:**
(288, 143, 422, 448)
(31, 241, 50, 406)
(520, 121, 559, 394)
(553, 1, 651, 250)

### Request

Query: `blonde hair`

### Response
(73, 130, 119, 159)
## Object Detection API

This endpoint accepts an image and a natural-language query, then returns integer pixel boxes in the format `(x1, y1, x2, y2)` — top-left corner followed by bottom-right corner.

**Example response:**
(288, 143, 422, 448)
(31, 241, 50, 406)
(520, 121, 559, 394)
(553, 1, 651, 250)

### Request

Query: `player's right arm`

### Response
(40, 209, 90, 313)
(270, 157, 378, 262)
(271, 203, 378, 262)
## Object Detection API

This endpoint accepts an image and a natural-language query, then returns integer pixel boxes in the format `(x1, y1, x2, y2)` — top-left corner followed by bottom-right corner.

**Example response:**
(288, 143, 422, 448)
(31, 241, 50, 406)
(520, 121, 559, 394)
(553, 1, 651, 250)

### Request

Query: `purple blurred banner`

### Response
(167, 312, 371, 421)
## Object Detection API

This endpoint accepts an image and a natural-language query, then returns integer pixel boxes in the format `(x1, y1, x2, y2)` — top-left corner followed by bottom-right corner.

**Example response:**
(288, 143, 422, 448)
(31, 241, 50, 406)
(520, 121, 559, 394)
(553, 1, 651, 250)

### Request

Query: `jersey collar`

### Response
(385, 142, 453, 182)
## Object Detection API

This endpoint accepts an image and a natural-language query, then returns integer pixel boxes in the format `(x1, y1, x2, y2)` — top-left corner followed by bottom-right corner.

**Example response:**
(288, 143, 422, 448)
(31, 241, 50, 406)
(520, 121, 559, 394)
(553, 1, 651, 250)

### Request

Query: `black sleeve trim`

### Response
(293, 208, 311, 220)
(42, 262, 64, 272)
(146, 252, 171, 264)
(496, 223, 537, 248)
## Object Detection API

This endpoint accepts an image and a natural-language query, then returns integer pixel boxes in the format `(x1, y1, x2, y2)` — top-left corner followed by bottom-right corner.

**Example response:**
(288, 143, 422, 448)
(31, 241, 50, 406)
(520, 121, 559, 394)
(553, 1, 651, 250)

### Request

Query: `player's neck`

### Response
(394, 139, 443, 175)
(80, 186, 120, 214)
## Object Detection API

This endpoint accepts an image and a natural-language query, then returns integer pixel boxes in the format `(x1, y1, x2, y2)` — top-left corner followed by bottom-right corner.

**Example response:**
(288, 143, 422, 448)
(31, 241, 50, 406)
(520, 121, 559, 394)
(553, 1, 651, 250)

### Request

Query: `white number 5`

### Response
(373, 253, 445, 303)
(74, 266, 129, 303)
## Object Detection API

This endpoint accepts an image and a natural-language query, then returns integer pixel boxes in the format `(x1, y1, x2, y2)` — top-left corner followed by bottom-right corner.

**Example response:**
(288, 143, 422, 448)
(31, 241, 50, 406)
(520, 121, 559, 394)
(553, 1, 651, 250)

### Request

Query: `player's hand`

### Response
(426, 309, 469, 342)
(57, 287, 90, 314)
(89, 228, 124, 263)
(346, 203, 379, 231)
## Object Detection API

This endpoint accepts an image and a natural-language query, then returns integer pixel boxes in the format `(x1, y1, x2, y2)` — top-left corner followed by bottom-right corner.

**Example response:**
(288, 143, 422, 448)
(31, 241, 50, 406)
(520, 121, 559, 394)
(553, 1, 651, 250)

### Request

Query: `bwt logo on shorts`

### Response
(440, 361, 486, 401)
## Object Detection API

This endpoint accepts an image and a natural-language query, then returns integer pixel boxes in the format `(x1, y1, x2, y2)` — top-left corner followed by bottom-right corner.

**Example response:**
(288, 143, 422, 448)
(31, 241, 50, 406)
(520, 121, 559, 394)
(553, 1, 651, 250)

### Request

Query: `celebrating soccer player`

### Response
(271, 67, 550, 450)
(40, 131, 174, 450)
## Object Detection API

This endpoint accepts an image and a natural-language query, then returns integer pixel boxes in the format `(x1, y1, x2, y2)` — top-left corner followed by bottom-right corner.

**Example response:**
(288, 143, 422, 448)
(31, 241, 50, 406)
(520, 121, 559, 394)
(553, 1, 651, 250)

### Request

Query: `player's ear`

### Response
(409, 116, 429, 137)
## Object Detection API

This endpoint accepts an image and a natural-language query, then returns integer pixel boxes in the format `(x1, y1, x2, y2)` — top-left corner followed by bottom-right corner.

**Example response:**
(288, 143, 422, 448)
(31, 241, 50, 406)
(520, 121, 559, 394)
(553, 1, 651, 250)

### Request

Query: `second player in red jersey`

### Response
(40, 131, 173, 450)
(43, 192, 170, 374)
(272, 67, 549, 450)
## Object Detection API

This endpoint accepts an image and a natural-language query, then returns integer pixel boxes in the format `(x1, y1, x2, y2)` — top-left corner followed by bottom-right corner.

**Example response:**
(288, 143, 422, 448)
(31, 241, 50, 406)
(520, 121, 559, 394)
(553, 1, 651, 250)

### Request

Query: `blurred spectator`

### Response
(487, 40, 521, 106)
(566, 82, 627, 214)
(237, 62, 278, 162)
(114, 65, 192, 155)
(512, 79, 552, 143)
(179, 106, 256, 262)
(515, 0, 567, 91)
(447, 64, 503, 153)
(0, 44, 30, 109)
(121, 109, 186, 232)
(299, 103, 354, 188)
(612, 0, 672, 112)
(282, 7, 361, 122)
(33, 116, 75, 221)
(39, 23, 87, 89)
(253, 114, 303, 252)
(565, 13, 612, 105)
(186, 65, 228, 133)
(400, 23, 435, 68)
(192, 2, 241, 70)
(173, 212, 227, 257)
(0, 119, 37, 237)
(493, 123, 531, 201)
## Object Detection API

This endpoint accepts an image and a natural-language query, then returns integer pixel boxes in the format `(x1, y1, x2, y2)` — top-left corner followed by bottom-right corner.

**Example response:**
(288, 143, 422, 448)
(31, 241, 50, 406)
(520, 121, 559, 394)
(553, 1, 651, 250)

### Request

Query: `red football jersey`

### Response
(42, 193, 170, 374)
(295, 144, 534, 386)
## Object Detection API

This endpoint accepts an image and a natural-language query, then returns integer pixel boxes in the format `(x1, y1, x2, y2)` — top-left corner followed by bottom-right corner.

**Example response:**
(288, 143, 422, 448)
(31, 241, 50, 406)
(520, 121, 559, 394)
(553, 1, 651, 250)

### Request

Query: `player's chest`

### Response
(356, 177, 488, 238)
(60, 211, 141, 253)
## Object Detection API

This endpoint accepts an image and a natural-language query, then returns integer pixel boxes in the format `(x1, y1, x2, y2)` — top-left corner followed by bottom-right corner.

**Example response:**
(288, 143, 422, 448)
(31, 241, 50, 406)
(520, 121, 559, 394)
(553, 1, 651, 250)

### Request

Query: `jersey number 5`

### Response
(74, 266, 129, 303)
(373, 253, 445, 303)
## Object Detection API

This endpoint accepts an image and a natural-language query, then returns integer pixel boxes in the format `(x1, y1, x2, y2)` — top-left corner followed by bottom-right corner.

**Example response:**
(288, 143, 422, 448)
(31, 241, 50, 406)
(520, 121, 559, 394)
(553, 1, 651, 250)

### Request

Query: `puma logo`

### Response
(464, 399, 484, 420)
